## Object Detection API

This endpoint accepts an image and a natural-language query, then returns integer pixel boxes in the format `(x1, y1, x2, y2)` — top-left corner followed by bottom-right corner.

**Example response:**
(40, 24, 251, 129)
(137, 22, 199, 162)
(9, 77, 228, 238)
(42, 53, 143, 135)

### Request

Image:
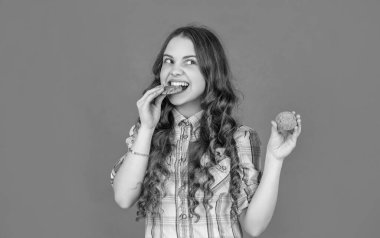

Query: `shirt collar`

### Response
(172, 108, 204, 129)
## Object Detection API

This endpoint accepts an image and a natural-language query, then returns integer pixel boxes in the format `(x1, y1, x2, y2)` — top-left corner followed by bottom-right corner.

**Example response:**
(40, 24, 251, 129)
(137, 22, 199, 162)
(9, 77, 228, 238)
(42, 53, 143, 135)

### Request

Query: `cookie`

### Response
(162, 85, 183, 95)
(275, 111, 297, 133)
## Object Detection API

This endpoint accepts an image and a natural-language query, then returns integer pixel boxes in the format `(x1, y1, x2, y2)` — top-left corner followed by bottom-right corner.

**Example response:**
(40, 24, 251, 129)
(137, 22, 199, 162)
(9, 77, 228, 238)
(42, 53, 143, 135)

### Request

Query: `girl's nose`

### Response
(170, 66, 184, 77)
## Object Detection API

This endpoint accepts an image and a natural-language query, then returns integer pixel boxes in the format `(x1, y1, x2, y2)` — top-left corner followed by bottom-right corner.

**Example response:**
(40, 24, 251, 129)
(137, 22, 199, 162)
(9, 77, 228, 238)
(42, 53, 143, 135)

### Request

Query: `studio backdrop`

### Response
(1, 0, 379, 238)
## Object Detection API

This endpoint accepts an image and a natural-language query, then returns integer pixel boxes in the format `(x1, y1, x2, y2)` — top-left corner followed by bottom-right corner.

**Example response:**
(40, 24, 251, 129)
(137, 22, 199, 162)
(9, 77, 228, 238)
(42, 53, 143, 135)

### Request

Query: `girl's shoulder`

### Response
(234, 125, 260, 141)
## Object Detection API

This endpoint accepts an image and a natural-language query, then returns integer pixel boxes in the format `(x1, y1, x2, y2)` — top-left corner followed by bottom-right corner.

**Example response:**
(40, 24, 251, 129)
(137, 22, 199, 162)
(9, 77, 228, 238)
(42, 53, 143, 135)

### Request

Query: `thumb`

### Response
(271, 120, 278, 133)
(270, 120, 283, 138)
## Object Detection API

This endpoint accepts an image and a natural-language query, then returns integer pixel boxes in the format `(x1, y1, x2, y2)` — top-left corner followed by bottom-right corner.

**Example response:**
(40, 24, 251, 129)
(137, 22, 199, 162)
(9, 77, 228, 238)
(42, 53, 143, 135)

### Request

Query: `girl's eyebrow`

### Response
(163, 54, 197, 59)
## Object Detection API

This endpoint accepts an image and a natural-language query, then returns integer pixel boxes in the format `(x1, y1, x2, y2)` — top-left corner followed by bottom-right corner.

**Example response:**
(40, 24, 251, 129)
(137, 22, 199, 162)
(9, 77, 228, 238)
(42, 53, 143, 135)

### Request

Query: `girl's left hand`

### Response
(266, 111, 302, 161)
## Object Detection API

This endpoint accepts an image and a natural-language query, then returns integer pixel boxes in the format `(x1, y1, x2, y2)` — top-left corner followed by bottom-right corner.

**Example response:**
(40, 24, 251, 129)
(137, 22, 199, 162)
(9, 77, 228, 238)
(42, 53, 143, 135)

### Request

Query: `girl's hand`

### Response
(266, 111, 302, 161)
(136, 85, 166, 130)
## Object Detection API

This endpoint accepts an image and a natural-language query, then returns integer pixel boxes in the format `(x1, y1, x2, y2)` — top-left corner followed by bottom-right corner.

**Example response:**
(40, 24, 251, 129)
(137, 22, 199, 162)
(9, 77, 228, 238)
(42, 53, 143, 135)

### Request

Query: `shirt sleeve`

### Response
(110, 123, 140, 187)
(234, 125, 262, 215)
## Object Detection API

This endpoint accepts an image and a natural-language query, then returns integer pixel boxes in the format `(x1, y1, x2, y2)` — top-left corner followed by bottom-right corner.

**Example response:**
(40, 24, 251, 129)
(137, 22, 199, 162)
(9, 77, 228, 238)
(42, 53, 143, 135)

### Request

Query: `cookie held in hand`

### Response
(275, 111, 298, 134)
(162, 85, 183, 95)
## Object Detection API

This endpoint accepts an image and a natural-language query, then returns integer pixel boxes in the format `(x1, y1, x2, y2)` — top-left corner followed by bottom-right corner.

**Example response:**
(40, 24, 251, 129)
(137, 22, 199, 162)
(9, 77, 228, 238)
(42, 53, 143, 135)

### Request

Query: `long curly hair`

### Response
(135, 25, 244, 222)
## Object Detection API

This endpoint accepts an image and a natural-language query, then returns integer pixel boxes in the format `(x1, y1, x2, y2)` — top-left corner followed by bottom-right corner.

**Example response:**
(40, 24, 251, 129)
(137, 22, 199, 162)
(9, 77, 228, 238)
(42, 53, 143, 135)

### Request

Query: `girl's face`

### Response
(160, 36, 206, 117)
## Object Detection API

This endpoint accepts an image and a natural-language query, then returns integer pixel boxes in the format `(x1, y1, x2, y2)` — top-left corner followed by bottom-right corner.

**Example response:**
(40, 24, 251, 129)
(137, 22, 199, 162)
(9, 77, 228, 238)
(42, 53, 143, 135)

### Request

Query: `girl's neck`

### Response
(174, 104, 202, 119)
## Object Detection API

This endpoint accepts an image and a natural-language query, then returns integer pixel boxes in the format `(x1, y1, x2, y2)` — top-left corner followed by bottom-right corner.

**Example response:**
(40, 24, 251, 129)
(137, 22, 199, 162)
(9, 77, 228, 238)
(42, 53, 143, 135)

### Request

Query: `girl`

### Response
(110, 25, 302, 238)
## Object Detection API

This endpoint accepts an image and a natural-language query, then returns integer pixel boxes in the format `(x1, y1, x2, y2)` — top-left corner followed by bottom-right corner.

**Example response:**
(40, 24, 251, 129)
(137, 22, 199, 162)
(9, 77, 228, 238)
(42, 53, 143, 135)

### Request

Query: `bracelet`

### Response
(131, 149, 149, 158)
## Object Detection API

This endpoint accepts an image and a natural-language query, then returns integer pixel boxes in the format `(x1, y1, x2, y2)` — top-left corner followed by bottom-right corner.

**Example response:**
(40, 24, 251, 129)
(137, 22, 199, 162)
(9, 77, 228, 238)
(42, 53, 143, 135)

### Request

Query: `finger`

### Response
(293, 118, 302, 137)
(144, 88, 165, 106)
(138, 86, 164, 106)
(271, 120, 278, 133)
(297, 118, 302, 135)
(154, 94, 166, 106)
(139, 85, 164, 101)
(141, 87, 165, 106)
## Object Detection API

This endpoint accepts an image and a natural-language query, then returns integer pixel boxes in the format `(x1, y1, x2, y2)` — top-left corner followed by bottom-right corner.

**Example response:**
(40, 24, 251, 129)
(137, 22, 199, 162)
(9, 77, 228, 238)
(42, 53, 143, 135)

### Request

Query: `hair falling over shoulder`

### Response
(135, 25, 244, 222)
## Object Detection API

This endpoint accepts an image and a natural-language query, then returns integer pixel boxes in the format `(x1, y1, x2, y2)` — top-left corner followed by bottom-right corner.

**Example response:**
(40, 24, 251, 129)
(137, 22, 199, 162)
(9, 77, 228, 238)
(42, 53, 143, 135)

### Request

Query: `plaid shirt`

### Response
(111, 108, 262, 238)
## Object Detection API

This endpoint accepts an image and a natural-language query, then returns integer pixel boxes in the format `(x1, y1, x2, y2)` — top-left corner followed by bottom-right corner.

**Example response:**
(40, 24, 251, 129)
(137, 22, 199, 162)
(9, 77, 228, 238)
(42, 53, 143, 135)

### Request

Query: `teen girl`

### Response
(110, 25, 302, 238)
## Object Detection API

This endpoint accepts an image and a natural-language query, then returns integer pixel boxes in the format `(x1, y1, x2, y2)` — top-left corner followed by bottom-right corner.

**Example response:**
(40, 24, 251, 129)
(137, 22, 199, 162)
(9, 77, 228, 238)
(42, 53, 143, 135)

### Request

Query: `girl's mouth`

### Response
(163, 81, 189, 94)
(169, 81, 189, 90)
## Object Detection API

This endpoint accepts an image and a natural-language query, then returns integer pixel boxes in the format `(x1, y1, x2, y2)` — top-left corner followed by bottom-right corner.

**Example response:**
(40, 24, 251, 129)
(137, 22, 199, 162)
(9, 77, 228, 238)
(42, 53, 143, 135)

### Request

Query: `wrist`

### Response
(265, 149, 286, 161)
(139, 125, 155, 135)
(265, 153, 284, 169)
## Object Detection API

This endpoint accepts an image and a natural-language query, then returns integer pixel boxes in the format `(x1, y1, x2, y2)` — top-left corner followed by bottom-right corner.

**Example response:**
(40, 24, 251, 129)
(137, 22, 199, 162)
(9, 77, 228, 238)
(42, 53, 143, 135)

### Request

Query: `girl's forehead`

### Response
(164, 36, 196, 56)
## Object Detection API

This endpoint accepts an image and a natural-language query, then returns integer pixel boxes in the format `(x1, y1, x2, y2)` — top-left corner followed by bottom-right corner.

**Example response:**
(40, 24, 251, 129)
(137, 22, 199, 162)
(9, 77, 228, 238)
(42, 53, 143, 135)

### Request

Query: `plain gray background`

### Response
(1, 0, 379, 237)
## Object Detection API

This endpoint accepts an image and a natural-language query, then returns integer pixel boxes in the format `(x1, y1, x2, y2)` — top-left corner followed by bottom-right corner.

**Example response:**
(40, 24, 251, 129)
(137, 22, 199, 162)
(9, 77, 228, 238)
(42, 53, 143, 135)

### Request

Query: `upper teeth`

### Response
(170, 81, 189, 87)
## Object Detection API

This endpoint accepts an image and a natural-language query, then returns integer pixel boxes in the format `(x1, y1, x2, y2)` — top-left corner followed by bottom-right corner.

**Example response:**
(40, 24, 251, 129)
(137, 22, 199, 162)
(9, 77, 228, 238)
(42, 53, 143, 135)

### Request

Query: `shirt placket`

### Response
(175, 120, 191, 238)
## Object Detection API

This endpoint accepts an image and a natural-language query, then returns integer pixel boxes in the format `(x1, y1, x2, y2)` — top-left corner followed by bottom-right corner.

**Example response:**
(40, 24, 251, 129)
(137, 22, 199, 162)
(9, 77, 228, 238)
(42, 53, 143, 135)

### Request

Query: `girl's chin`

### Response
(167, 89, 203, 106)
(168, 96, 192, 107)
(167, 89, 187, 100)
(168, 97, 186, 106)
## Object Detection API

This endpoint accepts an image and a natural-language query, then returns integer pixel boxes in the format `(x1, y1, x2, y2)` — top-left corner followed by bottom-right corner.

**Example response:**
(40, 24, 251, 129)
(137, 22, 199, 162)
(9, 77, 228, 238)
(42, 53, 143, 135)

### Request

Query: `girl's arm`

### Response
(112, 125, 154, 209)
(239, 155, 283, 237)
(112, 85, 166, 209)
(241, 114, 302, 236)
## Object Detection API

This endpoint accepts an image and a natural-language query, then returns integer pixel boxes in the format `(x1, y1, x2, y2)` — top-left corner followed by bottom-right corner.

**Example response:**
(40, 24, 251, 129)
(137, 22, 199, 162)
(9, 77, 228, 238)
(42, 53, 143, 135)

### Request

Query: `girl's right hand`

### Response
(136, 85, 166, 130)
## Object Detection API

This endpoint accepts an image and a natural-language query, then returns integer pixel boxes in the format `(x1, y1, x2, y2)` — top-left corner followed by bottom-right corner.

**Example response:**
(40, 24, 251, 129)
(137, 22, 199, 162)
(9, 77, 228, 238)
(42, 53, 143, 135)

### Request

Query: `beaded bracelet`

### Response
(131, 149, 149, 158)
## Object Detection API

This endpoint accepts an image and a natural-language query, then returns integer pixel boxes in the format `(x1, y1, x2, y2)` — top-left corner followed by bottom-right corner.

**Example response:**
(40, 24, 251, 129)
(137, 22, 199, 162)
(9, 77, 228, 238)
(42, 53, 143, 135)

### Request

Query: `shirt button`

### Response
(183, 135, 188, 139)
(179, 214, 187, 219)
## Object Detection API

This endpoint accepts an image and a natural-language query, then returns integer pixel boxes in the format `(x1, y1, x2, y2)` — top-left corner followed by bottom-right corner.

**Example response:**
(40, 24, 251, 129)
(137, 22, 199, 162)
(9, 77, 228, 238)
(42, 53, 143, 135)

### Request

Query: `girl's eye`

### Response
(185, 59, 197, 65)
(163, 58, 173, 64)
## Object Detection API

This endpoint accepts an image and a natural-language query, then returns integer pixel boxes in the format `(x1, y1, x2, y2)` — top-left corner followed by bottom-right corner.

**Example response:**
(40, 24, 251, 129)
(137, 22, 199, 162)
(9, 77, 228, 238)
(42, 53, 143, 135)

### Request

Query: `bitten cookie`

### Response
(162, 85, 183, 95)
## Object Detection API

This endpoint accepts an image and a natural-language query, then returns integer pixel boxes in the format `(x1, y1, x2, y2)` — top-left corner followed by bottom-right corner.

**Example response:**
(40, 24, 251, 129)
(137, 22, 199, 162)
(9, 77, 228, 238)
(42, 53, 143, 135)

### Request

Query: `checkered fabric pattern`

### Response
(111, 108, 262, 238)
